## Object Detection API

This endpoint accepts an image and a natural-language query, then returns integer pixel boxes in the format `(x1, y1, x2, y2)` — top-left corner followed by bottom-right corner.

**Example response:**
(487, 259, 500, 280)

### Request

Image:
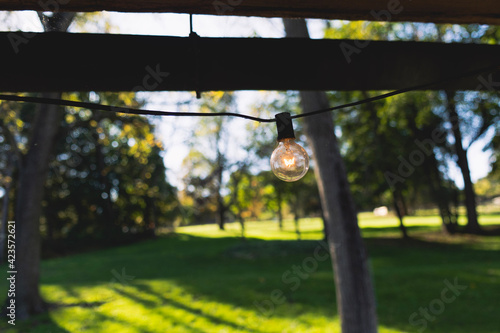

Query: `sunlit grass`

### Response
(1, 212, 499, 332)
(180, 211, 499, 239)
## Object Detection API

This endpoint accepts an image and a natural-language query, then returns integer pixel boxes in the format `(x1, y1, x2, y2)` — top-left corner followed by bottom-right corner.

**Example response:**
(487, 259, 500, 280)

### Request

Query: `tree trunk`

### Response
(238, 215, 245, 239)
(230, 170, 245, 238)
(293, 207, 301, 240)
(284, 18, 378, 333)
(215, 156, 225, 230)
(13, 93, 63, 319)
(293, 193, 301, 240)
(320, 204, 329, 242)
(392, 190, 409, 239)
(5, 13, 76, 320)
(215, 185, 225, 231)
(427, 153, 458, 234)
(216, 201, 225, 230)
(276, 186, 283, 230)
(44, 202, 56, 243)
(445, 91, 481, 234)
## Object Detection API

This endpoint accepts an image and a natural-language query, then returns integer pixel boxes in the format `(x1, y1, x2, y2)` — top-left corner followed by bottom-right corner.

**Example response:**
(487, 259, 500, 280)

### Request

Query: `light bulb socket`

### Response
(275, 112, 295, 141)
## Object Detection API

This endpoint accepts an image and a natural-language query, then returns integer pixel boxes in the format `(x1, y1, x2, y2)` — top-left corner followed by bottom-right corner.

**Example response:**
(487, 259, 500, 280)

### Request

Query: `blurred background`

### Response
(0, 10, 499, 333)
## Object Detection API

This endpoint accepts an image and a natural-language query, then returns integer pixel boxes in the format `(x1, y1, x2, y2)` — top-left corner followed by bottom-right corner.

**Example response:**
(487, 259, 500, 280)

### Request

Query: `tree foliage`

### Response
(324, 21, 499, 234)
(1, 92, 178, 255)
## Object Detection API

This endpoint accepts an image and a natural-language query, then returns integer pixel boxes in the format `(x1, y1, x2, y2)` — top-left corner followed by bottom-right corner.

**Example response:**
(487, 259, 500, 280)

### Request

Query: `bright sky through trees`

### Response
(1, 11, 493, 188)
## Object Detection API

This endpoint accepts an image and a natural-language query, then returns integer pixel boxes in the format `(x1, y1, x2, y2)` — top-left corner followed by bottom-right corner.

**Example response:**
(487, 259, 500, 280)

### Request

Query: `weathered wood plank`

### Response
(1, 32, 499, 92)
(0, 0, 499, 25)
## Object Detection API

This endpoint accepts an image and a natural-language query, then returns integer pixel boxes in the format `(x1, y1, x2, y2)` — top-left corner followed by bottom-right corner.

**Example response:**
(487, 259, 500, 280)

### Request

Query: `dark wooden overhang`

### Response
(1, 32, 499, 92)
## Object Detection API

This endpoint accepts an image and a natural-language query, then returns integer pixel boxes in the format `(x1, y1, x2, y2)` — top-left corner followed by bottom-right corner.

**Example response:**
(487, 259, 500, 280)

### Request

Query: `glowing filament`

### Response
(284, 157, 295, 167)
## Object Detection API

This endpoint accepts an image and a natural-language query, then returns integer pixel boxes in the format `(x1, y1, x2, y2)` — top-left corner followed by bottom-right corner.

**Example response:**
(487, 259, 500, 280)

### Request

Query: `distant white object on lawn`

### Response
(373, 206, 389, 216)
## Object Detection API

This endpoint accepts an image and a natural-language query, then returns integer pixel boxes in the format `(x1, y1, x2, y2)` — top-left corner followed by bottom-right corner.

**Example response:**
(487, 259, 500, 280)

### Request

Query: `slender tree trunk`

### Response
(215, 157, 225, 230)
(276, 187, 283, 230)
(391, 190, 408, 239)
(445, 91, 481, 234)
(427, 154, 457, 234)
(293, 207, 301, 240)
(216, 187, 225, 231)
(293, 192, 301, 240)
(284, 18, 378, 333)
(230, 171, 245, 238)
(238, 215, 245, 239)
(216, 201, 225, 230)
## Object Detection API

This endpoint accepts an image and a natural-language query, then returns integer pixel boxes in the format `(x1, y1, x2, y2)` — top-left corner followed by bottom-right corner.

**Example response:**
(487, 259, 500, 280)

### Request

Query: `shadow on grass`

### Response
(159, 233, 500, 333)
(479, 224, 500, 235)
(113, 282, 268, 333)
(93, 236, 339, 331)
(361, 225, 438, 236)
(363, 233, 500, 332)
(0, 311, 71, 333)
(4, 230, 498, 332)
(50, 300, 107, 309)
(363, 223, 500, 237)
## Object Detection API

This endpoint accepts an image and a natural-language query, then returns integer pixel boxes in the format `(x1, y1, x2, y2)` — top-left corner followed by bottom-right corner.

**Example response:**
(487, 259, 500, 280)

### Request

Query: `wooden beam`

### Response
(1, 32, 499, 92)
(0, 0, 499, 25)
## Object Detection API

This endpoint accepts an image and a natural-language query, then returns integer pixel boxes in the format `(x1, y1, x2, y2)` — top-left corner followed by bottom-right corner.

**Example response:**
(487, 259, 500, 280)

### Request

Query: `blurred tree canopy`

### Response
(1, 92, 179, 255)
(324, 21, 499, 234)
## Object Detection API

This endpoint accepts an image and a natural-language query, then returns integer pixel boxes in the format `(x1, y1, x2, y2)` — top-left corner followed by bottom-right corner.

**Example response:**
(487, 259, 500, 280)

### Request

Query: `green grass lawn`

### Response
(1, 213, 499, 332)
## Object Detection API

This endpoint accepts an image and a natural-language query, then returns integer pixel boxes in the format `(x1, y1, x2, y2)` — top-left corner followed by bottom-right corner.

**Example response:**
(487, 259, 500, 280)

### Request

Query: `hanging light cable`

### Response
(0, 62, 498, 182)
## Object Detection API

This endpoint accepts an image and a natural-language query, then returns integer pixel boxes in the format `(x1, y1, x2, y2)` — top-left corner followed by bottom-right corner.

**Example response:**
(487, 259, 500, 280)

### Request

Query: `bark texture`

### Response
(9, 13, 75, 319)
(15, 93, 63, 318)
(284, 18, 378, 333)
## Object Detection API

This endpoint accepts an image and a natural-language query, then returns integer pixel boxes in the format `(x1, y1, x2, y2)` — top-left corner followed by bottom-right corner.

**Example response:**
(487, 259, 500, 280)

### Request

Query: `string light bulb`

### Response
(270, 112, 309, 182)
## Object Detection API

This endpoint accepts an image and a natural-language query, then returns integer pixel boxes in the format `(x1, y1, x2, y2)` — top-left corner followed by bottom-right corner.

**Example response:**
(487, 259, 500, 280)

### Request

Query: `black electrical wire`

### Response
(292, 63, 500, 120)
(0, 94, 274, 122)
(0, 62, 498, 123)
